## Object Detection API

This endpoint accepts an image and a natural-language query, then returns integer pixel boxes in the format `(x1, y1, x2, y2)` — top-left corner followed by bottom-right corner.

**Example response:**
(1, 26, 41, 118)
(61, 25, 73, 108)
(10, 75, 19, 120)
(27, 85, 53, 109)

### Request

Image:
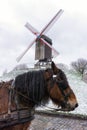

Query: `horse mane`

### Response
(14, 70, 49, 106)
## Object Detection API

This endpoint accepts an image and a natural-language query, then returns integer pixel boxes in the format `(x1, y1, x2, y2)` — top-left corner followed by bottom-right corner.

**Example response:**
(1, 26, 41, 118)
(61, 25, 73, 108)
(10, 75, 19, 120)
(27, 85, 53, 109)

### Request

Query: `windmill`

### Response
(16, 9, 64, 66)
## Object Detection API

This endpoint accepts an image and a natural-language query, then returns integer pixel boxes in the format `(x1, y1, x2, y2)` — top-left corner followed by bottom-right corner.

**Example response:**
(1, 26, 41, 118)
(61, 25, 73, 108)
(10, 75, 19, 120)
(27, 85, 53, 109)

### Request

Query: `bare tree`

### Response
(71, 58, 87, 76)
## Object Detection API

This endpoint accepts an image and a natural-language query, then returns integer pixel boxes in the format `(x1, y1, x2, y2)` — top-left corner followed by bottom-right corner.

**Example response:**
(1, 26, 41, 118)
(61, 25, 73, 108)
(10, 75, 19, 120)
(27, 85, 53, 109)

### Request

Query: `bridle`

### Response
(56, 76, 72, 99)
(48, 73, 73, 109)
(56, 80, 72, 108)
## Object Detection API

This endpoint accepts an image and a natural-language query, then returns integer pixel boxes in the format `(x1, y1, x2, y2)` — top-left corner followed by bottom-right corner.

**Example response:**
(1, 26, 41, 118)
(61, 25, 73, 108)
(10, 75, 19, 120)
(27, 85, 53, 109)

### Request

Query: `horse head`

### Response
(47, 61, 78, 111)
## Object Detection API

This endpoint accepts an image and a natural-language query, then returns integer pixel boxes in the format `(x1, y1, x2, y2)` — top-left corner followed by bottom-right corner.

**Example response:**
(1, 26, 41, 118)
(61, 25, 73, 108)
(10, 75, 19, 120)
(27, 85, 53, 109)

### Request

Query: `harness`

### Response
(0, 109, 34, 129)
(0, 81, 35, 129)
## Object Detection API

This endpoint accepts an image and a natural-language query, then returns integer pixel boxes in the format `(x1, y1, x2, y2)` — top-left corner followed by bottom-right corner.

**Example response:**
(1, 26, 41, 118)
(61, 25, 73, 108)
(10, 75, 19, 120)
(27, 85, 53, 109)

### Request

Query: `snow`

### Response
(66, 70, 87, 115)
(0, 68, 87, 115)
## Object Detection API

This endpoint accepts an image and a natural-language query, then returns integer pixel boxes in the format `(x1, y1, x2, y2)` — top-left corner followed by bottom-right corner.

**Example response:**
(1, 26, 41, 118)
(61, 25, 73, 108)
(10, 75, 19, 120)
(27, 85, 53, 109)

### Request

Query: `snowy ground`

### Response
(66, 70, 87, 115)
(0, 68, 87, 115)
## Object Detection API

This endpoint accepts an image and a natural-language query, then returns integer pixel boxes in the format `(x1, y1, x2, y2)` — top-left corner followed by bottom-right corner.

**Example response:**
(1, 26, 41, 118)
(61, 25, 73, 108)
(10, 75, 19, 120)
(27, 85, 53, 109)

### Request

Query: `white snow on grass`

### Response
(66, 70, 87, 115)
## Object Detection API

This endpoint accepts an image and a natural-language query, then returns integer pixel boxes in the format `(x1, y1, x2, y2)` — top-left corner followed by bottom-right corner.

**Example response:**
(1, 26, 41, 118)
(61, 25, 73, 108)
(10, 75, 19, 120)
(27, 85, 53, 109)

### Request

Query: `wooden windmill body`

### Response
(35, 35, 52, 62)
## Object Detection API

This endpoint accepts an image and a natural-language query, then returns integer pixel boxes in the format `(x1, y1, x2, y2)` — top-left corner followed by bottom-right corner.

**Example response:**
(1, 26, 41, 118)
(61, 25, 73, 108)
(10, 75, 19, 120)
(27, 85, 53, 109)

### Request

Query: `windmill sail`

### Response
(25, 22, 39, 36)
(40, 38, 59, 56)
(40, 9, 64, 35)
(16, 39, 36, 62)
(16, 9, 63, 62)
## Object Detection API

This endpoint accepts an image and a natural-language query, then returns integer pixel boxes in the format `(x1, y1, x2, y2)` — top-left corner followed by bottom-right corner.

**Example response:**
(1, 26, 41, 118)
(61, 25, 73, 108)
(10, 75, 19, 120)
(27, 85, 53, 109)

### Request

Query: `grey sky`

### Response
(0, 0, 87, 75)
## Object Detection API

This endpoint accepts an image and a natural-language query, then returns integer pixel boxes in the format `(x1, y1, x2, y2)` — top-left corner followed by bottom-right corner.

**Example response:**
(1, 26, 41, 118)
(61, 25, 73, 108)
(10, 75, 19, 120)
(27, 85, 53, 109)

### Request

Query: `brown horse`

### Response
(0, 61, 78, 130)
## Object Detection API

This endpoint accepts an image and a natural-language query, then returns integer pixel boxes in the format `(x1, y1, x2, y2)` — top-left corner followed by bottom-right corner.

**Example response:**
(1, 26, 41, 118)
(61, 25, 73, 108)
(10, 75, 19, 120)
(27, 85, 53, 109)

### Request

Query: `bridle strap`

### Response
(47, 77, 55, 93)
(58, 86, 72, 101)
(48, 77, 72, 104)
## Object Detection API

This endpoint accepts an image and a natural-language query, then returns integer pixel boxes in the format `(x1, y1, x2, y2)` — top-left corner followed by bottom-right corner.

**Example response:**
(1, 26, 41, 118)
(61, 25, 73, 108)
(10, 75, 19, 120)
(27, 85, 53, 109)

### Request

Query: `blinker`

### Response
(57, 81, 68, 90)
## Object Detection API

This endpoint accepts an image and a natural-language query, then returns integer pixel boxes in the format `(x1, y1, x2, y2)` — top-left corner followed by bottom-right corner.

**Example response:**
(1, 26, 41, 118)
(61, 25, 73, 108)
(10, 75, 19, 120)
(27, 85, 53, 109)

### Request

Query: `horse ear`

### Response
(51, 61, 59, 74)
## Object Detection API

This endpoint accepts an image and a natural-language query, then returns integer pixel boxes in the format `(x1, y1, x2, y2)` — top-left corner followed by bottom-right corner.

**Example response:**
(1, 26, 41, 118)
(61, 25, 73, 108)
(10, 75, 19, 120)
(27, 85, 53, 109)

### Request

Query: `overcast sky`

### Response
(0, 0, 87, 75)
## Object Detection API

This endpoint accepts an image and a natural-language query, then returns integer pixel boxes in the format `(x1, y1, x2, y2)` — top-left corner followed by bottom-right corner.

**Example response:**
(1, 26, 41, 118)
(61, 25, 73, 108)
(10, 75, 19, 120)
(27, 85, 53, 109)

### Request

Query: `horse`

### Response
(0, 61, 78, 130)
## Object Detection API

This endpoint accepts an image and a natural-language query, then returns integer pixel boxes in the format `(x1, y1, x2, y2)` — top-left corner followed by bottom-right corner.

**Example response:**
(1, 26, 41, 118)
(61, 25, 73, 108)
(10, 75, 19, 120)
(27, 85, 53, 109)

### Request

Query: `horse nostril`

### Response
(75, 103, 78, 108)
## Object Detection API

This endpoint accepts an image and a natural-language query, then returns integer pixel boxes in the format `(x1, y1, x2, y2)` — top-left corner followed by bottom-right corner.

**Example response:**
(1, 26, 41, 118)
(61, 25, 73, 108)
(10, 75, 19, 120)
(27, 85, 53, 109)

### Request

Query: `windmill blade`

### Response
(25, 22, 39, 36)
(40, 38, 59, 57)
(16, 39, 36, 62)
(40, 9, 64, 35)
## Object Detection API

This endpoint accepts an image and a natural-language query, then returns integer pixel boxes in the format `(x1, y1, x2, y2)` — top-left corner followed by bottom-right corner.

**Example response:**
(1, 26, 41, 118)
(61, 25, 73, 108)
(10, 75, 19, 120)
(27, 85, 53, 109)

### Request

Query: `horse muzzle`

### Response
(60, 102, 78, 112)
